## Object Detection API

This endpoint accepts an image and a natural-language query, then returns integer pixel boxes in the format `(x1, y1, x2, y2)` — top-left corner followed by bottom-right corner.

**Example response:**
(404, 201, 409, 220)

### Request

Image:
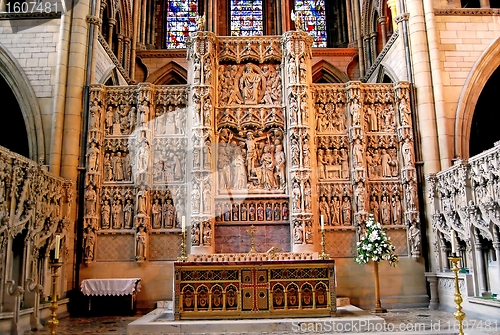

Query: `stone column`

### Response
(107, 18, 116, 47)
(480, 0, 490, 8)
(424, 272, 440, 310)
(473, 230, 490, 296)
(117, 34, 124, 64)
(123, 37, 131, 73)
(378, 16, 388, 45)
(187, 31, 217, 255)
(282, 30, 316, 253)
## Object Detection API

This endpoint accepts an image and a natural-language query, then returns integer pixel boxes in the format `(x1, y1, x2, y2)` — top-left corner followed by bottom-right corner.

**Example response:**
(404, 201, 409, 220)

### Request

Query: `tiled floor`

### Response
(23, 307, 500, 335)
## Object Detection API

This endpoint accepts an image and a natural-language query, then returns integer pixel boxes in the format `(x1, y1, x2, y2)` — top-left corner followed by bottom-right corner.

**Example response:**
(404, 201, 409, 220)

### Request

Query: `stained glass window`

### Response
(295, 0, 327, 47)
(230, 0, 263, 36)
(165, 0, 199, 49)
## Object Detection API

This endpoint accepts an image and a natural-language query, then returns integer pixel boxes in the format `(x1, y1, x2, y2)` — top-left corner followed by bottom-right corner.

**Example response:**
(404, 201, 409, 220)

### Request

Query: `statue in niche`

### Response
(117, 105, 132, 134)
(316, 106, 327, 133)
(303, 138, 311, 167)
(257, 202, 265, 221)
(151, 198, 161, 229)
(136, 188, 147, 214)
(191, 222, 200, 246)
(273, 203, 280, 221)
(305, 221, 313, 244)
(292, 182, 301, 211)
(304, 181, 312, 211)
(239, 65, 261, 105)
(112, 152, 125, 181)
(203, 139, 212, 170)
(136, 138, 150, 177)
(174, 106, 185, 134)
(384, 104, 395, 131)
(282, 202, 289, 220)
(370, 195, 380, 223)
(293, 220, 303, 244)
(340, 148, 349, 178)
(135, 225, 147, 261)
(291, 138, 300, 166)
(259, 145, 277, 190)
(166, 152, 183, 181)
(366, 105, 378, 131)
(203, 186, 212, 213)
(175, 199, 184, 227)
(202, 222, 211, 245)
(399, 98, 411, 126)
(215, 203, 222, 221)
(406, 183, 417, 211)
(249, 203, 256, 221)
(232, 204, 239, 221)
(123, 198, 134, 229)
(319, 196, 330, 225)
(231, 142, 247, 190)
(204, 60, 212, 84)
(353, 139, 364, 167)
(372, 149, 381, 177)
(87, 142, 99, 171)
(105, 106, 114, 135)
(165, 106, 177, 133)
(350, 98, 361, 126)
(299, 57, 307, 83)
(380, 195, 391, 225)
(223, 203, 231, 221)
(103, 153, 113, 181)
(101, 199, 111, 229)
(218, 133, 232, 189)
(381, 149, 392, 177)
(138, 101, 149, 126)
(84, 230, 95, 259)
(341, 196, 351, 225)
(287, 56, 297, 84)
(330, 196, 341, 226)
(317, 149, 326, 179)
(163, 198, 175, 228)
(154, 106, 165, 134)
(241, 203, 248, 221)
(392, 193, 402, 225)
(402, 138, 414, 167)
(408, 220, 420, 254)
(274, 140, 286, 188)
(191, 183, 200, 213)
(112, 198, 123, 229)
(265, 203, 272, 221)
(89, 101, 100, 129)
(243, 131, 267, 178)
(85, 186, 97, 216)
(355, 183, 366, 212)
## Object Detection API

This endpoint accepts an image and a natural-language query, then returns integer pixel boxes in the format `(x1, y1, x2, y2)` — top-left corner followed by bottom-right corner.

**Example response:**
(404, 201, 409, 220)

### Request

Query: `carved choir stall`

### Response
(174, 258, 336, 320)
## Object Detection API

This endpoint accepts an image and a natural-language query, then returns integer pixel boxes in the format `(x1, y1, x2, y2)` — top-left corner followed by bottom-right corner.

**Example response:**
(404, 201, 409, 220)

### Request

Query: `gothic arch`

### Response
(312, 60, 350, 83)
(0, 44, 44, 160)
(146, 61, 188, 85)
(455, 37, 500, 158)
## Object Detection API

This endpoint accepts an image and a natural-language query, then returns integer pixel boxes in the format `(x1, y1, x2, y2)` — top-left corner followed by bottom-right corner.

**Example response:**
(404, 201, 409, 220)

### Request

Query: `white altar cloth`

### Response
(80, 278, 141, 296)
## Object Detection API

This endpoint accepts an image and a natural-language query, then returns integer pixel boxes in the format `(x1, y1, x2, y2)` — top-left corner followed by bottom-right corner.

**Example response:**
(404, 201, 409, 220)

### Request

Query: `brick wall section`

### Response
(0, 19, 60, 98)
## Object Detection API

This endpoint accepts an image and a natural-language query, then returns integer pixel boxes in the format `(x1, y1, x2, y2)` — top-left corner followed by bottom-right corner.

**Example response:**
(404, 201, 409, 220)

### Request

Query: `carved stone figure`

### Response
(87, 142, 99, 171)
(340, 148, 349, 178)
(151, 198, 162, 229)
(303, 181, 312, 211)
(202, 221, 211, 245)
(305, 222, 313, 244)
(381, 149, 392, 177)
(350, 98, 361, 126)
(293, 220, 303, 244)
(370, 195, 379, 223)
(89, 101, 100, 129)
(239, 65, 261, 105)
(112, 198, 123, 229)
(191, 222, 200, 246)
(84, 230, 95, 260)
(380, 195, 391, 225)
(85, 186, 97, 216)
(103, 153, 113, 181)
(232, 143, 247, 189)
(408, 221, 420, 254)
(101, 199, 111, 229)
(112, 152, 125, 181)
(319, 196, 330, 225)
(353, 139, 363, 167)
(399, 98, 411, 126)
(292, 182, 301, 211)
(355, 183, 366, 212)
(163, 198, 175, 228)
(274, 140, 286, 188)
(341, 196, 351, 225)
(136, 226, 147, 261)
(392, 193, 402, 225)
(192, 183, 200, 213)
(402, 138, 414, 167)
(123, 198, 134, 229)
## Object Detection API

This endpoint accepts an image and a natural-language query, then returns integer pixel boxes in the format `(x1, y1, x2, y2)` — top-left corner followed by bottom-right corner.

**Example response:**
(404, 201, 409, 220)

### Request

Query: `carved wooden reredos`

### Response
(83, 31, 420, 263)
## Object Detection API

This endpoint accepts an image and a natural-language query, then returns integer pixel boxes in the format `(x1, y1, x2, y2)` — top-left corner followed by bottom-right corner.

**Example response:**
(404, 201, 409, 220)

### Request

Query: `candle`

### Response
(320, 215, 324, 230)
(451, 230, 457, 254)
(54, 235, 61, 260)
(182, 216, 186, 233)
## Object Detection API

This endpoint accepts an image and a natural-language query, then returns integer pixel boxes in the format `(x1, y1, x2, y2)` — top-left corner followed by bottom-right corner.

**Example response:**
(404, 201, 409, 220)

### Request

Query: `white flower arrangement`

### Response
(355, 214, 398, 266)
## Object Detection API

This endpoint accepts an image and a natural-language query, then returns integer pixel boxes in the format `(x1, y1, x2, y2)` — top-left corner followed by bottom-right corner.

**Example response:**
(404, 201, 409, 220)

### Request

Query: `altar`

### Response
(173, 257, 336, 320)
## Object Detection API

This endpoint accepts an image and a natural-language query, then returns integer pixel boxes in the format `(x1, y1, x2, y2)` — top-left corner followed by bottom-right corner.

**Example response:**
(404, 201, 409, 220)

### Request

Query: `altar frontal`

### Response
(174, 259, 336, 320)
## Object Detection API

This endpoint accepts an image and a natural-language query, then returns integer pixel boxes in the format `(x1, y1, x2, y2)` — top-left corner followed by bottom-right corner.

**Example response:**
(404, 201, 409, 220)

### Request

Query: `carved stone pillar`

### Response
(424, 272, 439, 310)
(187, 31, 217, 255)
(107, 18, 116, 48)
(473, 230, 490, 296)
(116, 34, 124, 64)
(123, 37, 131, 73)
(396, 82, 418, 226)
(282, 30, 315, 253)
(378, 16, 388, 45)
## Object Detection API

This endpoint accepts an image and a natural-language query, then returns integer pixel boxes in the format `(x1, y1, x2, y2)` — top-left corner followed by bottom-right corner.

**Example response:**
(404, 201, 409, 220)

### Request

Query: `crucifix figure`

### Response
(246, 225, 258, 253)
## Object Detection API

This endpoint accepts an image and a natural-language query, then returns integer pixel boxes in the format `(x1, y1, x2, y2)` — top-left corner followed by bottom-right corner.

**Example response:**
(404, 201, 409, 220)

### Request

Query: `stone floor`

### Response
(22, 307, 500, 335)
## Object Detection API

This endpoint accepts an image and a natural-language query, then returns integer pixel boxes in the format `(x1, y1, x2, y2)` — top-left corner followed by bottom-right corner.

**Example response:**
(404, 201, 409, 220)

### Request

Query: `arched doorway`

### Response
(469, 66, 500, 157)
(0, 74, 29, 157)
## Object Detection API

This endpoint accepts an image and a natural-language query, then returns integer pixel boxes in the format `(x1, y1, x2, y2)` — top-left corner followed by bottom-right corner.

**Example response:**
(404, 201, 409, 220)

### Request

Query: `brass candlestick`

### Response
(448, 257, 466, 335)
(319, 228, 330, 260)
(47, 262, 62, 335)
(177, 231, 188, 262)
(246, 225, 258, 253)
